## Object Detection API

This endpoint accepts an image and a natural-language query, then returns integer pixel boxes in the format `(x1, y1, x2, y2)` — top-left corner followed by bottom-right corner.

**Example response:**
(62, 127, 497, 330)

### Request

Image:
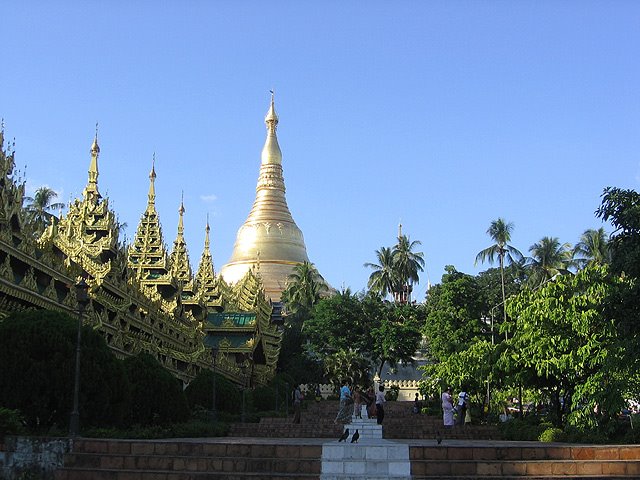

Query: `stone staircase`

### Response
(409, 444, 640, 479)
(321, 411, 412, 480)
(229, 401, 501, 440)
(53, 438, 322, 480)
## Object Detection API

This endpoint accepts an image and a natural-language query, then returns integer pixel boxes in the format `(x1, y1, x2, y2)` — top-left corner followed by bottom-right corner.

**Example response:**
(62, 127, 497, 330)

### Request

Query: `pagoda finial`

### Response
(398, 221, 403, 239)
(178, 191, 185, 234)
(265, 89, 278, 134)
(147, 153, 156, 208)
(205, 213, 211, 250)
(83, 124, 101, 202)
(260, 91, 282, 165)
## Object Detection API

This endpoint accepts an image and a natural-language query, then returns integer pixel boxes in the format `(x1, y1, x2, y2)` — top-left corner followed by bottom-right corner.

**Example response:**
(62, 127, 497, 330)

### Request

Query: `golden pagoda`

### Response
(220, 94, 311, 300)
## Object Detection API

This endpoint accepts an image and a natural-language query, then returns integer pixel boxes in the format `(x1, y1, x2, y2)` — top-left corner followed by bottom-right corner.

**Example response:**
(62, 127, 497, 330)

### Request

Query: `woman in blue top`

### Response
(334, 381, 353, 424)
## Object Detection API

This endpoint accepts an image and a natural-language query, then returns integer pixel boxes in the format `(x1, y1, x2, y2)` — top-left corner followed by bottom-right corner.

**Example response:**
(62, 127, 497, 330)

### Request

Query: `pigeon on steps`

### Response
(350, 429, 360, 443)
(338, 428, 349, 442)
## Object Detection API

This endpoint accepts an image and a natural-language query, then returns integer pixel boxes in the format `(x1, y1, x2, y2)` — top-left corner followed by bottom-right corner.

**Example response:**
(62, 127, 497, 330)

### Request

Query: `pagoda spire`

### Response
(170, 192, 193, 283)
(261, 90, 282, 166)
(128, 156, 173, 290)
(196, 215, 226, 309)
(220, 93, 312, 301)
(83, 123, 101, 203)
(147, 153, 157, 211)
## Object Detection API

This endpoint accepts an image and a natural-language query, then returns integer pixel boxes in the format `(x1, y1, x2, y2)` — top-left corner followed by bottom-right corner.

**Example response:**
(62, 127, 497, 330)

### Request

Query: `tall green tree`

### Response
(364, 246, 398, 298)
(526, 236, 573, 287)
(277, 261, 327, 383)
(573, 227, 610, 269)
(501, 264, 634, 428)
(280, 261, 328, 314)
(475, 218, 523, 333)
(24, 186, 65, 233)
(393, 234, 425, 303)
(365, 233, 425, 303)
(596, 187, 640, 278)
(304, 291, 422, 384)
(423, 266, 488, 359)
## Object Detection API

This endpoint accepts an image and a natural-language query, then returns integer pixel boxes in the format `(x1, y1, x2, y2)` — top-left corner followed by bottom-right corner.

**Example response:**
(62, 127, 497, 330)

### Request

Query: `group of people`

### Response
(441, 386, 471, 428)
(334, 381, 387, 425)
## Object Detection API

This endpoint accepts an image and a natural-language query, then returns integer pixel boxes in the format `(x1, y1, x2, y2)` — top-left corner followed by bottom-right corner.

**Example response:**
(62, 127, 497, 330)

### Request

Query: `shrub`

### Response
(385, 385, 400, 401)
(123, 353, 189, 425)
(539, 427, 566, 442)
(184, 370, 242, 414)
(0, 407, 25, 437)
(0, 309, 129, 431)
(499, 416, 545, 441)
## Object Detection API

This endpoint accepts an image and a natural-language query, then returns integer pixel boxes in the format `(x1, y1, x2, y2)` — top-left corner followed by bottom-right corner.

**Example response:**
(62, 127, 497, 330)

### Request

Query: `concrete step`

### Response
(321, 439, 410, 480)
(56, 471, 319, 479)
(54, 439, 322, 480)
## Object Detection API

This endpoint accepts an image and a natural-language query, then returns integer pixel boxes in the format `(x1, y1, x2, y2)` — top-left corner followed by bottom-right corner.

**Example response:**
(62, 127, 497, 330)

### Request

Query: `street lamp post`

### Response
(69, 277, 90, 438)
(211, 346, 218, 423)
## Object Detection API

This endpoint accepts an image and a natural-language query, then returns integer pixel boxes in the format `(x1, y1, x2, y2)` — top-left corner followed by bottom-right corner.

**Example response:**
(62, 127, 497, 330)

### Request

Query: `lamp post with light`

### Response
(69, 277, 90, 438)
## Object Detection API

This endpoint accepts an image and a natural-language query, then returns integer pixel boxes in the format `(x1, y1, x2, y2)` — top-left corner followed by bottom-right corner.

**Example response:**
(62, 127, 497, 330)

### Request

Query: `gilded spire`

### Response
(220, 93, 313, 301)
(170, 193, 193, 282)
(261, 90, 282, 166)
(128, 157, 175, 299)
(196, 216, 215, 281)
(147, 153, 156, 210)
(196, 215, 226, 308)
(178, 191, 185, 235)
(83, 123, 100, 202)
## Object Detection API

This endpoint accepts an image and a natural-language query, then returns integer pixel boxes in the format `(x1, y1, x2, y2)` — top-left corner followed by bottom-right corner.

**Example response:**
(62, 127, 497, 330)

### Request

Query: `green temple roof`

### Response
(207, 312, 256, 327)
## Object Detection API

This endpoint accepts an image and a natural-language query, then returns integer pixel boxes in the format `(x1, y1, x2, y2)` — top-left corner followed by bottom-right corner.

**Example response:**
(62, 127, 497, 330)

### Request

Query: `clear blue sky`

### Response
(2, 1, 639, 299)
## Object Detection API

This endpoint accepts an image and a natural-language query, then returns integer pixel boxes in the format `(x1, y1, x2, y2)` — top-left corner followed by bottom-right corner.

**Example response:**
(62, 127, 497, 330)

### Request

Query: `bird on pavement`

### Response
(436, 430, 442, 445)
(338, 428, 349, 442)
(350, 429, 360, 443)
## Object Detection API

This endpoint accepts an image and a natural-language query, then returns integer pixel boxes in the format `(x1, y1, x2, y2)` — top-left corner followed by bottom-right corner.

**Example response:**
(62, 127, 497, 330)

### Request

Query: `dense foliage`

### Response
(123, 353, 190, 426)
(420, 186, 640, 439)
(0, 309, 130, 431)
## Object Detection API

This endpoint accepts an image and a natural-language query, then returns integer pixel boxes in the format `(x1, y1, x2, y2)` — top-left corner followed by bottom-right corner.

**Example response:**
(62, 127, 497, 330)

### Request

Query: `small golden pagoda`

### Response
(220, 94, 312, 300)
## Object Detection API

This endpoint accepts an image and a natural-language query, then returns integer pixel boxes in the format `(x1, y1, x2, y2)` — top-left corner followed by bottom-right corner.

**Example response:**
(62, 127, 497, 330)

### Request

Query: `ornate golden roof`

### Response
(40, 133, 119, 284)
(220, 93, 310, 300)
(169, 194, 193, 284)
(195, 218, 228, 311)
(128, 156, 179, 311)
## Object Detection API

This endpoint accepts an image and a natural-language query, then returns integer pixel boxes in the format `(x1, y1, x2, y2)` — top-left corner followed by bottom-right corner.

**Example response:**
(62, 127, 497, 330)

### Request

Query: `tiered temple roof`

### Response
(0, 120, 282, 387)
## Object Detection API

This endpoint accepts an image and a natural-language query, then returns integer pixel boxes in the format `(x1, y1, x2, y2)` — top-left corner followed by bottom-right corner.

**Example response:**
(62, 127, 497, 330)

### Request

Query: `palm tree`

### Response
(24, 186, 65, 233)
(475, 218, 523, 334)
(573, 228, 610, 269)
(281, 261, 328, 314)
(364, 246, 398, 299)
(392, 234, 425, 303)
(526, 236, 573, 287)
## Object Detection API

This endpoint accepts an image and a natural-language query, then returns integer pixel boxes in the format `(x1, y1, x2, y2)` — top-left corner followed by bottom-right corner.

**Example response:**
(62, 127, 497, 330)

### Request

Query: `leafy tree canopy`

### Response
(502, 264, 634, 428)
(596, 187, 640, 278)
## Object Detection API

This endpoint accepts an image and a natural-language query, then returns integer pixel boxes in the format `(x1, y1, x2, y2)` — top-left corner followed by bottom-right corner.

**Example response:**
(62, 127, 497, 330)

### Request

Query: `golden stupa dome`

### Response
(220, 94, 310, 300)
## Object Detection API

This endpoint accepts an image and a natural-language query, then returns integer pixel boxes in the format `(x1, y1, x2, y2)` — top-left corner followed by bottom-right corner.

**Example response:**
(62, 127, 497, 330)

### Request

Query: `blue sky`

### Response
(2, 1, 639, 299)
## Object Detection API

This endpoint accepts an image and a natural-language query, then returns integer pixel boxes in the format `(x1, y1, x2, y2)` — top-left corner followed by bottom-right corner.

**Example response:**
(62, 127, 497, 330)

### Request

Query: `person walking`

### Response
(457, 387, 469, 426)
(334, 381, 353, 424)
(353, 387, 362, 419)
(375, 385, 386, 425)
(292, 384, 303, 424)
(441, 386, 454, 428)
